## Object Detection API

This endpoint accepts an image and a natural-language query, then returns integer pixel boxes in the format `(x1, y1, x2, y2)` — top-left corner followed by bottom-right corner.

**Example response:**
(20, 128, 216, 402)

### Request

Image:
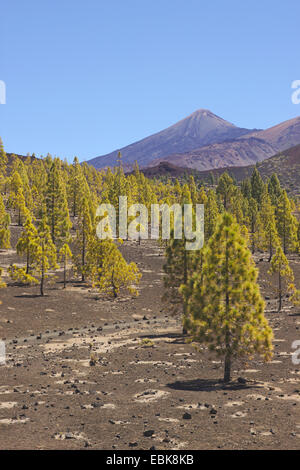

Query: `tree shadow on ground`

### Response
(14, 293, 45, 298)
(139, 332, 186, 344)
(140, 332, 182, 339)
(166, 378, 258, 392)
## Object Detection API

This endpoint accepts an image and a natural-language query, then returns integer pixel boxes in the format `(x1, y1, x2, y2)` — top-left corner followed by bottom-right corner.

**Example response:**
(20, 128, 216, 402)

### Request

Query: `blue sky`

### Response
(1, 0, 300, 161)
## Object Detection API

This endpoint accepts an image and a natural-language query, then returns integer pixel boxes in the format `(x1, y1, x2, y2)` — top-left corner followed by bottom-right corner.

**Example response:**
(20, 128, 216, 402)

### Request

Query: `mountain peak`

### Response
(88, 110, 255, 169)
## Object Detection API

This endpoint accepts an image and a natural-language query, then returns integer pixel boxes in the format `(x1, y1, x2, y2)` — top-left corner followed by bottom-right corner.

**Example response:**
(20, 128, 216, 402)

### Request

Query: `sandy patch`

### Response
(0, 401, 17, 409)
(134, 389, 170, 403)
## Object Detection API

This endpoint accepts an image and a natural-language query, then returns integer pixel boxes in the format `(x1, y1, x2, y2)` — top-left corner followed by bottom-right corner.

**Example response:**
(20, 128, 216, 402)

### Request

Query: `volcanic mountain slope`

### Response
(149, 116, 300, 171)
(144, 144, 300, 195)
(88, 109, 256, 169)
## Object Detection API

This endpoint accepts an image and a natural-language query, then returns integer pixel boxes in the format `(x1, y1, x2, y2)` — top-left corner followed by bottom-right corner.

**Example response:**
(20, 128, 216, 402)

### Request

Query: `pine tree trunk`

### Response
(26, 248, 30, 274)
(283, 212, 287, 254)
(63, 256, 66, 289)
(251, 219, 255, 254)
(268, 233, 272, 262)
(40, 243, 45, 296)
(278, 271, 282, 312)
(82, 229, 85, 282)
(40, 264, 44, 296)
(112, 271, 117, 298)
(224, 353, 231, 383)
(73, 191, 76, 218)
(182, 249, 188, 335)
(224, 231, 231, 383)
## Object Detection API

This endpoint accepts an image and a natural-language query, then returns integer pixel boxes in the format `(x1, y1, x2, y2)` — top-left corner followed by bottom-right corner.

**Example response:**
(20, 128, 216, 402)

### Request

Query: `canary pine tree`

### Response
(0, 193, 10, 249)
(9, 171, 26, 225)
(248, 197, 259, 254)
(32, 215, 58, 296)
(16, 209, 38, 274)
(268, 173, 282, 206)
(216, 172, 234, 210)
(188, 175, 198, 206)
(276, 190, 298, 254)
(182, 212, 273, 383)
(59, 243, 72, 288)
(92, 239, 141, 298)
(250, 167, 264, 206)
(68, 156, 85, 217)
(204, 189, 219, 240)
(0, 137, 8, 177)
(256, 189, 279, 261)
(73, 195, 93, 281)
(268, 246, 299, 312)
(163, 185, 197, 333)
(163, 236, 193, 332)
(45, 158, 71, 246)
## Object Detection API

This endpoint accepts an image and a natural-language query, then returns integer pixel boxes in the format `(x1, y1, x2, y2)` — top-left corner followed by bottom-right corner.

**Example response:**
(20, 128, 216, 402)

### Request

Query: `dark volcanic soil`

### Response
(0, 229, 299, 450)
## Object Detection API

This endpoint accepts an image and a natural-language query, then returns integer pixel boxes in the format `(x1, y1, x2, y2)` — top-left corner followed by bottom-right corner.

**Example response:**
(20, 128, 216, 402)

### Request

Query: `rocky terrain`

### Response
(0, 227, 299, 450)
(150, 117, 300, 171)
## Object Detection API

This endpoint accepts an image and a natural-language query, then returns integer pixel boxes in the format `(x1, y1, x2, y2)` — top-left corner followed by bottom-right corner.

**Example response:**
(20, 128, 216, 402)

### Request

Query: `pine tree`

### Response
(91, 239, 141, 298)
(163, 236, 194, 332)
(216, 172, 234, 210)
(198, 186, 207, 205)
(276, 190, 298, 254)
(45, 158, 71, 246)
(241, 178, 252, 200)
(0, 193, 10, 249)
(16, 209, 38, 273)
(268, 246, 299, 312)
(32, 215, 58, 296)
(68, 156, 86, 217)
(250, 167, 264, 205)
(256, 189, 279, 261)
(204, 189, 219, 240)
(188, 175, 198, 206)
(59, 243, 72, 288)
(9, 171, 26, 225)
(0, 137, 8, 177)
(181, 212, 273, 383)
(73, 195, 93, 281)
(268, 173, 282, 206)
(248, 197, 259, 254)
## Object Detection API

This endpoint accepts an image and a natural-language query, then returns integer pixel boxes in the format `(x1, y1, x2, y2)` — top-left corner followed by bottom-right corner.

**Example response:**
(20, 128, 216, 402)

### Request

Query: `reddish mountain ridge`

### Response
(149, 116, 300, 171)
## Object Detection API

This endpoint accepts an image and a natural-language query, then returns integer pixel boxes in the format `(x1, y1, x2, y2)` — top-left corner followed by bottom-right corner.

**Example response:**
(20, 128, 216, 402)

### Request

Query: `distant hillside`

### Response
(150, 116, 300, 171)
(149, 137, 277, 170)
(141, 144, 300, 196)
(134, 161, 200, 178)
(88, 109, 256, 169)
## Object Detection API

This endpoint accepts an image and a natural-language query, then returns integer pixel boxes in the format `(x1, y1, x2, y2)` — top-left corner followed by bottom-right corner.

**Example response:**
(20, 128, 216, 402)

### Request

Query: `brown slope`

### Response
(149, 116, 300, 171)
(141, 144, 300, 195)
(246, 116, 300, 150)
(176, 144, 300, 195)
(149, 137, 277, 170)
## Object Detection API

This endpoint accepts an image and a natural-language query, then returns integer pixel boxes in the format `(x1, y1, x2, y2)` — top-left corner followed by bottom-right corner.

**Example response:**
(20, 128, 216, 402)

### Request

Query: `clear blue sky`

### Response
(1, 0, 300, 161)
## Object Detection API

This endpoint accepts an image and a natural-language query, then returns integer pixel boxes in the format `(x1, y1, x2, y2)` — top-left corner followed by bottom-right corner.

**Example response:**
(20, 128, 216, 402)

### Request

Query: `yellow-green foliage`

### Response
(0, 193, 10, 249)
(181, 212, 273, 382)
(8, 264, 38, 285)
(91, 239, 141, 298)
(140, 338, 155, 348)
(268, 246, 300, 311)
